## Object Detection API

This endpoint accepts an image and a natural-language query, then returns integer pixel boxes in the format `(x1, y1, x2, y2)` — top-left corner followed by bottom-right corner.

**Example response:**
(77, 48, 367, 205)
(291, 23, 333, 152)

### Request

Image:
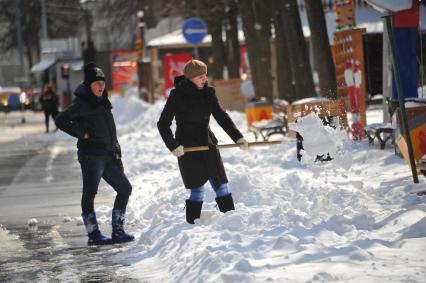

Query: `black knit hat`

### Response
(84, 62, 105, 85)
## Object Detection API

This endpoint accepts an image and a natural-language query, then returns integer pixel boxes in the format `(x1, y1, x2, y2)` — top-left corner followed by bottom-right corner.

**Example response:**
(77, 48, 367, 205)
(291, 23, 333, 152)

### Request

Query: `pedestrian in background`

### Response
(55, 63, 134, 246)
(39, 84, 59, 133)
(157, 59, 249, 224)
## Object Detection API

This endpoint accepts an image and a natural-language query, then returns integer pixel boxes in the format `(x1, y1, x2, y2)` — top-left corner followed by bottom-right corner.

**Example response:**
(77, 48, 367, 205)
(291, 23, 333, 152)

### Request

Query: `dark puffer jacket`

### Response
(157, 76, 243, 189)
(39, 90, 59, 113)
(55, 83, 121, 154)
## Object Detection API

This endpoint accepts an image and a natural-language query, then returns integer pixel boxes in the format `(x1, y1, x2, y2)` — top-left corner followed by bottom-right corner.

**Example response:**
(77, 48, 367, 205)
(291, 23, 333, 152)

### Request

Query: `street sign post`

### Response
(182, 18, 207, 58)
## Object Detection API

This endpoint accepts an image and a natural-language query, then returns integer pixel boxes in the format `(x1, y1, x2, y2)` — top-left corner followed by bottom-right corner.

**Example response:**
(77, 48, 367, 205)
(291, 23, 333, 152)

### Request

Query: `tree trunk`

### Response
(280, 0, 315, 102)
(305, 0, 337, 99)
(239, 0, 273, 102)
(209, 20, 226, 80)
(272, 6, 295, 102)
(225, 0, 240, 79)
(23, 1, 40, 72)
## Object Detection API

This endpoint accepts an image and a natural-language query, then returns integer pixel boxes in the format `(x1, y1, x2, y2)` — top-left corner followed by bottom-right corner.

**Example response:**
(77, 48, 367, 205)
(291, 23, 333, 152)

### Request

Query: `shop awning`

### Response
(365, 0, 412, 13)
(30, 58, 56, 73)
(69, 60, 84, 71)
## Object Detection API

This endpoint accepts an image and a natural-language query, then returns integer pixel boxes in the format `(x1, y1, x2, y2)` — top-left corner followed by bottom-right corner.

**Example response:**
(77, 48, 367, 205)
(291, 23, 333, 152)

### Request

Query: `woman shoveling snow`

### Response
(157, 59, 250, 224)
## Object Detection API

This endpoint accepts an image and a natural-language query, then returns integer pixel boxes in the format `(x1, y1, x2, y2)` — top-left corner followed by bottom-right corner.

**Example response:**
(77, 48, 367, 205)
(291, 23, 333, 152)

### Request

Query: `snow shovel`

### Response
(183, 140, 282, 153)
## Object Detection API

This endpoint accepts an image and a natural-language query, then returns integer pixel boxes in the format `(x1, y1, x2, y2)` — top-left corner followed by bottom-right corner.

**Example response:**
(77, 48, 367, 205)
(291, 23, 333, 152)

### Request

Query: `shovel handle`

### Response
(183, 140, 281, 152)
(183, 146, 209, 152)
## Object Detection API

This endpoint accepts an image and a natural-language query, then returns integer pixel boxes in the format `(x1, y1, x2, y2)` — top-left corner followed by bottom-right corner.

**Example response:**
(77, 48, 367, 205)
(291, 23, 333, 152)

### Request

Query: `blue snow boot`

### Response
(111, 209, 135, 243)
(215, 193, 235, 213)
(82, 212, 113, 246)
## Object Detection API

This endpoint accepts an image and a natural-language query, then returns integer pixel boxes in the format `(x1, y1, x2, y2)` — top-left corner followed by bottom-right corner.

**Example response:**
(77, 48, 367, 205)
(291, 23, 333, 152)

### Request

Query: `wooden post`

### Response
(385, 15, 419, 184)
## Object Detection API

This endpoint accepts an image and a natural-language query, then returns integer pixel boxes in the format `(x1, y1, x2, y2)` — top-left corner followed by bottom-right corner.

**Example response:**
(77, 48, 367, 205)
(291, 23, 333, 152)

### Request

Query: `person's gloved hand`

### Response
(172, 145, 185, 157)
(237, 137, 249, 150)
(115, 155, 124, 172)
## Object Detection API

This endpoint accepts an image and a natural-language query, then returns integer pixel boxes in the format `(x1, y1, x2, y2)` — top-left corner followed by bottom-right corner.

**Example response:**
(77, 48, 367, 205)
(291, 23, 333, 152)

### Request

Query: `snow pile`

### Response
(0, 225, 25, 257)
(110, 94, 150, 126)
(27, 218, 38, 226)
(289, 112, 353, 170)
(102, 96, 426, 283)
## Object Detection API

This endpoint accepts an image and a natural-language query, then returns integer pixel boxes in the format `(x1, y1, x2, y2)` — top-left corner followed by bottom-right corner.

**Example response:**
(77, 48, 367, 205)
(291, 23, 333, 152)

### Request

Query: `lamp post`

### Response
(82, 0, 96, 64)
(136, 10, 152, 103)
(136, 10, 145, 60)
(15, 0, 24, 76)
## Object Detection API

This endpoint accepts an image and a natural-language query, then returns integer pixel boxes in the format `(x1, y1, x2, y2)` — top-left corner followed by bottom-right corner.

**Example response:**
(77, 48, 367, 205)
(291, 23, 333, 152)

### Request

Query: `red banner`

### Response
(394, 0, 419, 28)
(163, 53, 192, 97)
(112, 50, 138, 94)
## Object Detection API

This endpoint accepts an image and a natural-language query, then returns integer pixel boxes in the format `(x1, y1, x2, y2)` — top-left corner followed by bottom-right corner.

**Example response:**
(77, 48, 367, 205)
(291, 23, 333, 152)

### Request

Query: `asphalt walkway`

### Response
(0, 111, 141, 282)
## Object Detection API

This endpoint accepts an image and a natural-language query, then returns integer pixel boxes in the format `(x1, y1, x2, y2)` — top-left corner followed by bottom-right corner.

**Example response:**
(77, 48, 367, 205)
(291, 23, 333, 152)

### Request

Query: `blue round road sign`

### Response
(182, 18, 207, 44)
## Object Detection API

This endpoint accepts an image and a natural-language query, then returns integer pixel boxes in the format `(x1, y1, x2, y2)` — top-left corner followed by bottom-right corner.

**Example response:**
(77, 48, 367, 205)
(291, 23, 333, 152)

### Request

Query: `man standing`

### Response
(55, 63, 134, 245)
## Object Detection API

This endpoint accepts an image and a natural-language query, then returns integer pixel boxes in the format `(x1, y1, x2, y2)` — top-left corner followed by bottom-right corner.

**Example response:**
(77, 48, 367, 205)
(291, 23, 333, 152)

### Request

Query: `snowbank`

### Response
(102, 96, 426, 283)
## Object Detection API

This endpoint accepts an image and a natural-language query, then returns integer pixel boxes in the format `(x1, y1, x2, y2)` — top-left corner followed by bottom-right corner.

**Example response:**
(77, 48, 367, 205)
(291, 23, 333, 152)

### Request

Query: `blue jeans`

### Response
(189, 179, 229, 202)
(78, 151, 132, 214)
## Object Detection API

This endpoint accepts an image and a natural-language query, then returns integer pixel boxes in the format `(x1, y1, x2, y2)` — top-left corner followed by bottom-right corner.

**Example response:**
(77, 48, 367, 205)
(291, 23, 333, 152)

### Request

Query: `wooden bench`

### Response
(249, 99, 289, 141)
(251, 114, 288, 141)
(364, 123, 394, 149)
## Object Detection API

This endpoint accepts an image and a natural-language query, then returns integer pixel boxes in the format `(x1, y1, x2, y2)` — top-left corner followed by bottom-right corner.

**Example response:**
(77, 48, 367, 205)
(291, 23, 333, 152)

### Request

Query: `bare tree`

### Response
(46, 1, 82, 38)
(280, 0, 315, 102)
(101, 0, 177, 30)
(224, 0, 240, 79)
(0, 0, 41, 68)
(239, 0, 274, 102)
(101, 0, 234, 81)
(272, 5, 295, 101)
(305, 0, 337, 99)
(0, 0, 82, 68)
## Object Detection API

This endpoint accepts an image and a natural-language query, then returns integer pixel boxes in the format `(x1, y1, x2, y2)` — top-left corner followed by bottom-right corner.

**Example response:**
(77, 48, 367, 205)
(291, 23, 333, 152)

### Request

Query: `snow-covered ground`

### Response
(3, 94, 424, 282)
(100, 94, 425, 283)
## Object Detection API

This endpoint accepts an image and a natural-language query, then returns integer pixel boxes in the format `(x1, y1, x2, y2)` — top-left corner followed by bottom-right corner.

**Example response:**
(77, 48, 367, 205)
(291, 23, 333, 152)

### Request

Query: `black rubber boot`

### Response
(296, 132, 304, 162)
(215, 193, 235, 213)
(185, 200, 203, 224)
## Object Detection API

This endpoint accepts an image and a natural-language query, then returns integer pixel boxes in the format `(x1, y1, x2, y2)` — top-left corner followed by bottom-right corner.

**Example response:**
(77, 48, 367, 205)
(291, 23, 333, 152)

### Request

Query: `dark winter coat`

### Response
(39, 90, 59, 113)
(157, 76, 243, 189)
(55, 83, 121, 154)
